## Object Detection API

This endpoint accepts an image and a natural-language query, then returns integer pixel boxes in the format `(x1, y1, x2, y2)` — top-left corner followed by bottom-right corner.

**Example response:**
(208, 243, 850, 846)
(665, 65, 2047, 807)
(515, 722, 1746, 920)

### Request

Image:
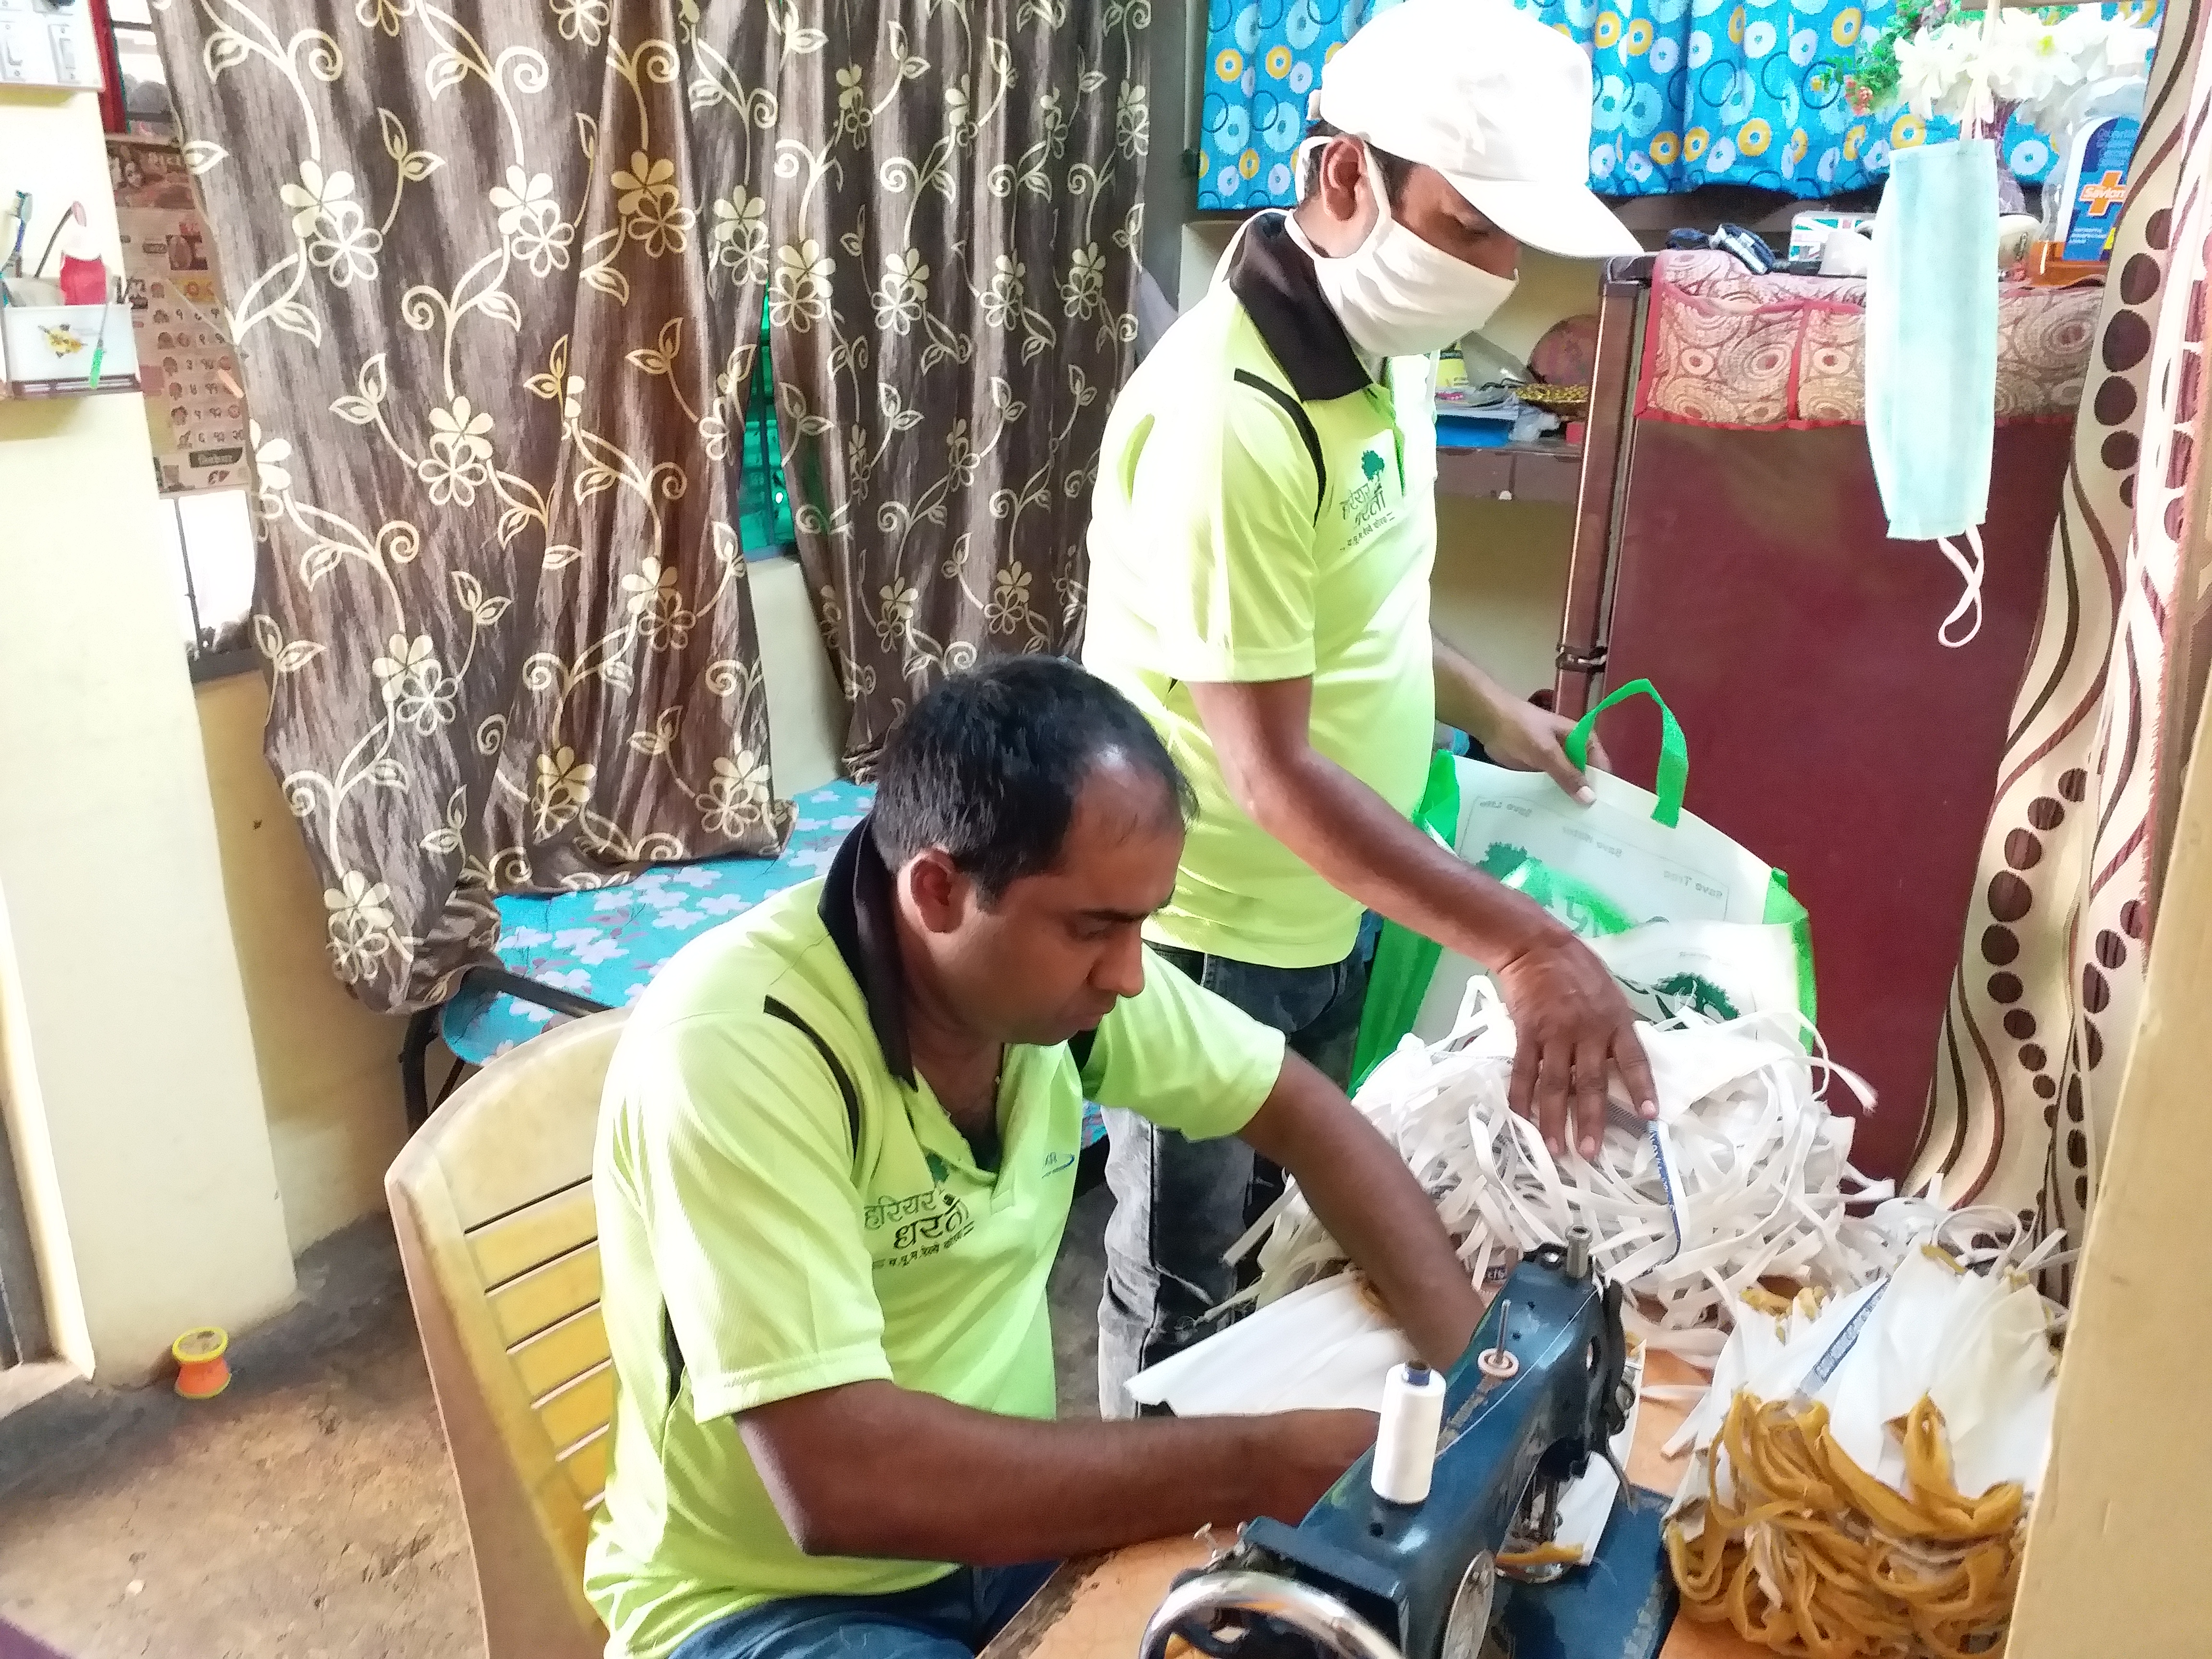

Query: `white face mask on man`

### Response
(1305, 143, 1519, 361)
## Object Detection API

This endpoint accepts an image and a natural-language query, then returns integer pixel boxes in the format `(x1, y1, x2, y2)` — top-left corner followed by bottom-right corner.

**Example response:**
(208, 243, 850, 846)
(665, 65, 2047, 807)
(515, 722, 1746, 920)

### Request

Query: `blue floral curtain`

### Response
(1198, 0, 2160, 210)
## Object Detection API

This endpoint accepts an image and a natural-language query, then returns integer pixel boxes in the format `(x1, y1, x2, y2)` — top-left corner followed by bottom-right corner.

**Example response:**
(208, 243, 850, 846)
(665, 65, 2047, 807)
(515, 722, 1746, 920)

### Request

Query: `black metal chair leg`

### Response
(399, 1006, 441, 1131)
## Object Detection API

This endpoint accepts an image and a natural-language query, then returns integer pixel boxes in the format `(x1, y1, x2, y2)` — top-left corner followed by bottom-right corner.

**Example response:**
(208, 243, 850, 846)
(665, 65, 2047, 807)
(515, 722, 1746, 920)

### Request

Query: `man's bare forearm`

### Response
(1260, 738, 1559, 970)
(742, 1384, 1375, 1565)
(1189, 679, 1564, 971)
(1432, 631, 1507, 742)
(1242, 1055, 1485, 1370)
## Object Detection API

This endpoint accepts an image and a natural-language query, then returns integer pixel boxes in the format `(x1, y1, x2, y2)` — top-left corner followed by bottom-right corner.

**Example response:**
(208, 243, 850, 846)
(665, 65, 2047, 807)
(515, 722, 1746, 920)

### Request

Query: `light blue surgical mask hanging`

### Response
(1865, 137, 2000, 648)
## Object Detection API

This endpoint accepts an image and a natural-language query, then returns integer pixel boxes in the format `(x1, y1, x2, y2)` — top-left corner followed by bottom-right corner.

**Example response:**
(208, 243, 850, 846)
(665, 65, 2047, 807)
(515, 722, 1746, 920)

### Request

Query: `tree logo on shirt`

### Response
(1343, 446, 1396, 546)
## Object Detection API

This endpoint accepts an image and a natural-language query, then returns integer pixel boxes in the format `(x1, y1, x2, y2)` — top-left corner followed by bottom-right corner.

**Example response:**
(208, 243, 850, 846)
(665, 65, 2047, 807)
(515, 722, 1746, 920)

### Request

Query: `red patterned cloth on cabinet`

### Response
(1635, 250, 2103, 430)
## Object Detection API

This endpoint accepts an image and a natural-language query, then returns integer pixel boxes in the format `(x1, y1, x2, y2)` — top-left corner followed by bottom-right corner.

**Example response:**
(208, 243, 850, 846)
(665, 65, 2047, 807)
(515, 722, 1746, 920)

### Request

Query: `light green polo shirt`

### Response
(585, 824, 1287, 1659)
(1084, 211, 1438, 971)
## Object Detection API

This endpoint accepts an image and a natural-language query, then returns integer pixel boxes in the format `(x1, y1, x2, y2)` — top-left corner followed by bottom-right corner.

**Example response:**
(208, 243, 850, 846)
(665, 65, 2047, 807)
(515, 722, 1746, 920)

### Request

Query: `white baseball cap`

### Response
(1316, 0, 1640, 261)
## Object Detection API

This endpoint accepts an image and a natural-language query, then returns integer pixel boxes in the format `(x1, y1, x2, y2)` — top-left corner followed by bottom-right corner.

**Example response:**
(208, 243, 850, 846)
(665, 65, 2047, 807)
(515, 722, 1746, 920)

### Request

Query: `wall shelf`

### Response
(1189, 187, 1882, 243)
(1437, 439, 1584, 504)
(1, 373, 141, 400)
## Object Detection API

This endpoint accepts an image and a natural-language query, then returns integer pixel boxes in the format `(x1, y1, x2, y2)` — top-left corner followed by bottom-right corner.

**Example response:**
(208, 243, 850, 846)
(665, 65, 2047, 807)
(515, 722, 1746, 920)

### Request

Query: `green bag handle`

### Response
(1565, 678, 1689, 829)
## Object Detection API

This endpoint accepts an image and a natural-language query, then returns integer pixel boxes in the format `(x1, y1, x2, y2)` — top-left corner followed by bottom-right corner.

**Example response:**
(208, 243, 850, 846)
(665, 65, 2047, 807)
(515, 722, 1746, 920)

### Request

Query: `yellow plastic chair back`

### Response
(386, 1009, 629, 1659)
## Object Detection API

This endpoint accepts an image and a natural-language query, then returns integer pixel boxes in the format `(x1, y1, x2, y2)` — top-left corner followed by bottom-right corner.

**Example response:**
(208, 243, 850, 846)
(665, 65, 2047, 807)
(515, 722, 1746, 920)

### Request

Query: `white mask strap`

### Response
(1936, 528, 1986, 648)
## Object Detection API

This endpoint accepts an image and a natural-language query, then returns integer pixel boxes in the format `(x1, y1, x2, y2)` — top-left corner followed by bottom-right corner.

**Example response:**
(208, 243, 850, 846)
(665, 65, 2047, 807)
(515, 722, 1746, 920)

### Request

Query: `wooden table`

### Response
(984, 1355, 1763, 1659)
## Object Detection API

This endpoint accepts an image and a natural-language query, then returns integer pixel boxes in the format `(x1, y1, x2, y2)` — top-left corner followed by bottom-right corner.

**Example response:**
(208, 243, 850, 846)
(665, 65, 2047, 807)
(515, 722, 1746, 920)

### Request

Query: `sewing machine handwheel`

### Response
(1138, 1570, 1404, 1659)
(1438, 1551, 1498, 1659)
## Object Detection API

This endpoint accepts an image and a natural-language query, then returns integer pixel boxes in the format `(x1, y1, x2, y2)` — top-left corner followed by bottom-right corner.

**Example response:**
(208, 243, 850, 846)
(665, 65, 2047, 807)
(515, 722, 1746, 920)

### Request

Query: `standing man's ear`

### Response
(1316, 135, 1371, 217)
(903, 850, 972, 935)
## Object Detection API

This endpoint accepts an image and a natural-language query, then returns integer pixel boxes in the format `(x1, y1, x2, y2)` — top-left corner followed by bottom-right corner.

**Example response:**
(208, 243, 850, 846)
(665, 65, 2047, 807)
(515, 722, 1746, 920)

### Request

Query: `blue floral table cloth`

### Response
(441, 779, 1106, 1145)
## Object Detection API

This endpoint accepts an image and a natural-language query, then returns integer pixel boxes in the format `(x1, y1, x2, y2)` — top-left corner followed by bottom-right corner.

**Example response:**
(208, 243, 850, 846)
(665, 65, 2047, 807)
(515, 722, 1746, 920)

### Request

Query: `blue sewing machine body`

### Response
(1142, 1238, 1629, 1659)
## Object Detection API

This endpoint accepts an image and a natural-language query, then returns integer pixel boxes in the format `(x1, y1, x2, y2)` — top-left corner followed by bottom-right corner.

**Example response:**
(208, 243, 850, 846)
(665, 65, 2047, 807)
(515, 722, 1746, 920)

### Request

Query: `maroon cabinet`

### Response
(1553, 266, 2074, 1179)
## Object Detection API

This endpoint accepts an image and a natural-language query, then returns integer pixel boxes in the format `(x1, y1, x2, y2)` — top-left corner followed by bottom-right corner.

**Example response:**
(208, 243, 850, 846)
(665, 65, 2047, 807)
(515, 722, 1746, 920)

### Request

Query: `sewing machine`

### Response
(1137, 1232, 1631, 1659)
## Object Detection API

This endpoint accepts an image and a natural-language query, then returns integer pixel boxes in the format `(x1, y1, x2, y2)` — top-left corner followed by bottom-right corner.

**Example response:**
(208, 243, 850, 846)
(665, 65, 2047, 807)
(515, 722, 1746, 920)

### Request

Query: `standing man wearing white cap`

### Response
(1083, 0, 1658, 1411)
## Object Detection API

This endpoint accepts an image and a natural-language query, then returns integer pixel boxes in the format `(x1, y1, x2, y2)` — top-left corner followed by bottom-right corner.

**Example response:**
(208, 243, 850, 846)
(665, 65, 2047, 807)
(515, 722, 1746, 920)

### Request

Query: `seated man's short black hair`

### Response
(872, 657, 1196, 904)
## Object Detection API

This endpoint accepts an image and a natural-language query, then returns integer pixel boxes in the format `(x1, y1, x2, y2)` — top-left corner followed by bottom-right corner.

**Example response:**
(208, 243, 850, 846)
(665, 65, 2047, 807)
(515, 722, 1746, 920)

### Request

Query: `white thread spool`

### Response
(1371, 1361, 1447, 1505)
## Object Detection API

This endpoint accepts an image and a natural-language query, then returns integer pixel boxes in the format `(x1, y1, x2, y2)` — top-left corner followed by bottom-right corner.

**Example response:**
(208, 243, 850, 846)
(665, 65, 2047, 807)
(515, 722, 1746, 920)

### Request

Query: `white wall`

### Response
(2010, 671, 2212, 1655)
(194, 674, 412, 1255)
(0, 93, 295, 1382)
(755, 556, 845, 795)
(1431, 496, 1575, 700)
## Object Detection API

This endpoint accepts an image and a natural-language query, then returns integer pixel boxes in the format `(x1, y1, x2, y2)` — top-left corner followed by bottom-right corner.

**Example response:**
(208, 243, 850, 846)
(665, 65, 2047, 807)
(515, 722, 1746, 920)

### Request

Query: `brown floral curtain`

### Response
(686, 0, 1149, 771)
(156, 0, 790, 1015)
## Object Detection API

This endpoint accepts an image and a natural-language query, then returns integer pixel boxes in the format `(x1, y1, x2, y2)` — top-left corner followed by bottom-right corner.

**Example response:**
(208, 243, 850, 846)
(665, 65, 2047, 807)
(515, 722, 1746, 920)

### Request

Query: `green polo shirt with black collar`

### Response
(1084, 210, 1439, 971)
(585, 820, 1288, 1659)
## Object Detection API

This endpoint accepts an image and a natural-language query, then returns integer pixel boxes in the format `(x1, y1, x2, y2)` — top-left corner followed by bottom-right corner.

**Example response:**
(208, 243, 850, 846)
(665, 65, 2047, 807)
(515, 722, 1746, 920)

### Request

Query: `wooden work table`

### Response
(983, 1353, 1764, 1659)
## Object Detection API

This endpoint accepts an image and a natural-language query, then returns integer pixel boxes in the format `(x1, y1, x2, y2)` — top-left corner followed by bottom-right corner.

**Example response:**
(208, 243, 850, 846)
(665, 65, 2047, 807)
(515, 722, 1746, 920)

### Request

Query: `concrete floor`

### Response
(0, 1186, 1115, 1659)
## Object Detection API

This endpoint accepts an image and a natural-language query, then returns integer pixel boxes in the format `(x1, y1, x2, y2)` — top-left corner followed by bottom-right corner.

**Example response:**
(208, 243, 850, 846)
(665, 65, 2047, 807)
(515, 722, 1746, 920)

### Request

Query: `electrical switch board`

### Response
(0, 0, 104, 93)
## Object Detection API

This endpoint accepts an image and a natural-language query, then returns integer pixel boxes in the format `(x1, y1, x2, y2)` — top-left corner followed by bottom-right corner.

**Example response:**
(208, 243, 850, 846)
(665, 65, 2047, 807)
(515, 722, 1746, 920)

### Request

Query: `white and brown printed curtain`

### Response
(1918, 0, 2212, 1293)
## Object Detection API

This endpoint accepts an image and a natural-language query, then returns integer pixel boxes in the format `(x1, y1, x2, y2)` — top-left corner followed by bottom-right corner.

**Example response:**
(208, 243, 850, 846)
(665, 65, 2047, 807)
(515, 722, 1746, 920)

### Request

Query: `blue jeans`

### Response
(1095, 939, 1371, 1417)
(669, 1563, 1059, 1659)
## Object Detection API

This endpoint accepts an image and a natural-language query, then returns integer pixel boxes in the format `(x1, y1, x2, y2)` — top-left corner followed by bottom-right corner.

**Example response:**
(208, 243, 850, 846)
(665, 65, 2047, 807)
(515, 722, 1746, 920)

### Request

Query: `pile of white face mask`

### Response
(1238, 981, 1920, 1362)
(1662, 1220, 2064, 1655)
(1124, 1271, 1650, 1570)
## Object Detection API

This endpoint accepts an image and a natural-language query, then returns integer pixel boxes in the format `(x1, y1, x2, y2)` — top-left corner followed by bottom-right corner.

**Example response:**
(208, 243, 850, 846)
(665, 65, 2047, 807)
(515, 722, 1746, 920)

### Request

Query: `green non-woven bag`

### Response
(1347, 682, 1815, 1091)
(1350, 747, 1461, 1087)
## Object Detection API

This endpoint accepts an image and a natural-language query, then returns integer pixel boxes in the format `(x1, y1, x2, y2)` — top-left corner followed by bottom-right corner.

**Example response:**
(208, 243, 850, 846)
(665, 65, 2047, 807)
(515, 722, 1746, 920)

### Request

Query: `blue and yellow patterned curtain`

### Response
(1198, 0, 2158, 211)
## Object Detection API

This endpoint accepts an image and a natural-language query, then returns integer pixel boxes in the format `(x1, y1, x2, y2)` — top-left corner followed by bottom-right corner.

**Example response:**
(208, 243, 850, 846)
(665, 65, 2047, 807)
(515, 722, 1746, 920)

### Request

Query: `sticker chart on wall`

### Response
(1195, 0, 2163, 211)
(107, 136, 249, 495)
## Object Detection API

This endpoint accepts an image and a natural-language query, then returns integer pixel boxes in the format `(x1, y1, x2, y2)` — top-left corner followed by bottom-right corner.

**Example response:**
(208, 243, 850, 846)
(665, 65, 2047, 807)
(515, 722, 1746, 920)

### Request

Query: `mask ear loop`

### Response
(1935, 526, 1986, 648)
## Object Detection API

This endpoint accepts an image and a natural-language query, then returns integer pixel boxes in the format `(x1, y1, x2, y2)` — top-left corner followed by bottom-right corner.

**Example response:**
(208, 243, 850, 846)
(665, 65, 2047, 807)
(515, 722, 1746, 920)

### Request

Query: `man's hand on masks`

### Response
(1489, 927, 1657, 1160)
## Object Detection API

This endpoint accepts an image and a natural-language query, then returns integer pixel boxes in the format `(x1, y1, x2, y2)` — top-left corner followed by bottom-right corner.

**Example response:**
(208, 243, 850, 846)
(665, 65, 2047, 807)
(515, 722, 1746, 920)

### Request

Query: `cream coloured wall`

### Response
(1430, 496, 1575, 702)
(1426, 252, 1594, 707)
(178, 553, 846, 1263)
(754, 555, 845, 796)
(1469, 248, 1602, 368)
(2008, 673, 2212, 1655)
(0, 92, 296, 1381)
(193, 675, 412, 1254)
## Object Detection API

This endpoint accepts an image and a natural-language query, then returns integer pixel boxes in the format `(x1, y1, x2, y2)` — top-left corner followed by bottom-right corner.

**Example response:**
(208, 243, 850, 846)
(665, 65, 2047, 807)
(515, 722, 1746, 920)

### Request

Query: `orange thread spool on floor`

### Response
(171, 1327, 231, 1400)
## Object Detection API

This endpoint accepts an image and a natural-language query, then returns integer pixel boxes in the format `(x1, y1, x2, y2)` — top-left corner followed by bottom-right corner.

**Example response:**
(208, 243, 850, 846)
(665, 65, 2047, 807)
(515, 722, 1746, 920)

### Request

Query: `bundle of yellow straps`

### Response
(1664, 1382, 2025, 1658)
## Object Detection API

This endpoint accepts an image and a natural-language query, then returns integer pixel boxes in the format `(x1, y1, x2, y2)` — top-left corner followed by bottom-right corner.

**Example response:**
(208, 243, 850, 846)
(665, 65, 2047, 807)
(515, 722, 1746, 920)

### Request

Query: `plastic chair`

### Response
(386, 1008, 630, 1659)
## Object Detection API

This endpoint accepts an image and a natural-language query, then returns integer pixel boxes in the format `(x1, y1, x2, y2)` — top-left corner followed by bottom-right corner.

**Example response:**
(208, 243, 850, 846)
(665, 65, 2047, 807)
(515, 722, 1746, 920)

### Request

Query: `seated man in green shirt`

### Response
(586, 657, 1485, 1659)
